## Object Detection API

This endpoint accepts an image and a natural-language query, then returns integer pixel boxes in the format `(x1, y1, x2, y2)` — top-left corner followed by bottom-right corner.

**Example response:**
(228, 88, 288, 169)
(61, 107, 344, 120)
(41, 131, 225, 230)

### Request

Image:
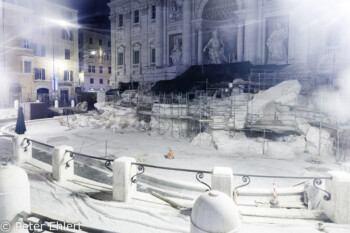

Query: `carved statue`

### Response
(203, 30, 228, 64)
(169, 0, 183, 22)
(170, 38, 182, 66)
(266, 22, 288, 64)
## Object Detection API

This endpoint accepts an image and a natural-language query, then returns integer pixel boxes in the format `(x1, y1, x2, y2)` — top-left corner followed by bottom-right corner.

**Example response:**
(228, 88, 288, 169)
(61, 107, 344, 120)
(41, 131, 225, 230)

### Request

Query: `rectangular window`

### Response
(65, 49, 70, 60)
(134, 10, 140, 24)
(89, 38, 93, 44)
(117, 52, 124, 65)
(88, 65, 91, 73)
(24, 61, 31, 73)
(92, 65, 95, 73)
(22, 38, 30, 49)
(99, 66, 103, 73)
(34, 68, 45, 80)
(151, 48, 156, 64)
(133, 50, 140, 64)
(151, 5, 156, 19)
(108, 67, 112, 74)
(100, 79, 103, 84)
(106, 53, 110, 61)
(90, 78, 94, 84)
(118, 14, 124, 27)
(64, 70, 73, 81)
(99, 39, 102, 46)
(108, 40, 111, 47)
(62, 29, 73, 41)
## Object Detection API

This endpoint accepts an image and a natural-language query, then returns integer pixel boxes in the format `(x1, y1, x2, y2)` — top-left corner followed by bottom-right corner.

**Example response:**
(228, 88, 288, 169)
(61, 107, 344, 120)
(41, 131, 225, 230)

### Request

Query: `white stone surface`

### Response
(54, 100, 59, 108)
(113, 157, 136, 202)
(342, 163, 350, 173)
(191, 190, 240, 233)
(265, 141, 296, 159)
(97, 92, 106, 103)
(12, 135, 32, 163)
(14, 100, 19, 109)
(211, 167, 233, 199)
(248, 80, 301, 116)
(324, 171, 350, 224)
(305, 126, 334, 156)
(0, 165, 30, 233)
(52, 145, 74, 182)
(191, 132, 216, 148)
(71, 100, 75, 108)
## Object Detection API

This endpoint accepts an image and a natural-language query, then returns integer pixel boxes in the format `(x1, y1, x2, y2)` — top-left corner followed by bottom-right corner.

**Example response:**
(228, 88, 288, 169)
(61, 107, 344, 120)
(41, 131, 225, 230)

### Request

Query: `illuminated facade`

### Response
(78, 29, 112, 92)
(108, 0, 350, 86)
(0, 0, 79, 108)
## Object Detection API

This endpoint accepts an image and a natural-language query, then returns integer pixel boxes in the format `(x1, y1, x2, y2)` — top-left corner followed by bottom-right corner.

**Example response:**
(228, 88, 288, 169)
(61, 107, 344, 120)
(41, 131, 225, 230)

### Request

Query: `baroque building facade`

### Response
(0, 0, 79, 108)
(108, 0, 349, 87)
(79, 29, 112, 92)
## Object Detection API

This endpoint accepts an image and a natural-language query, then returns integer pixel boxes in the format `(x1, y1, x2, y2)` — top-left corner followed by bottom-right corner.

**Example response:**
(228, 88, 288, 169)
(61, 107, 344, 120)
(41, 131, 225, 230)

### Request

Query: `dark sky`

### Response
(51, 0, 111, 32)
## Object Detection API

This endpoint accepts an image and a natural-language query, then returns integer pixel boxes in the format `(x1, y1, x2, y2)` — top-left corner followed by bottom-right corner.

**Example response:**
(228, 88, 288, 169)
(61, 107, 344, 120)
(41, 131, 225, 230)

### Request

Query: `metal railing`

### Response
(233, 173, 332, 200)
(130, 163, 212, 191)
(65, 150, 113, 171)
(130, 162, 332, 200)
(24, 138, 55, 149)
(20, 137, 332, 201)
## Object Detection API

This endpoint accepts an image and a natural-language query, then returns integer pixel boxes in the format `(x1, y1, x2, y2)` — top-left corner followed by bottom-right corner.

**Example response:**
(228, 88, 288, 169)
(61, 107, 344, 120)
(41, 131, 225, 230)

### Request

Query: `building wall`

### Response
(79, 30, 111, 92)
(0, 0, 79, 107)
(108, 0, 350, 87)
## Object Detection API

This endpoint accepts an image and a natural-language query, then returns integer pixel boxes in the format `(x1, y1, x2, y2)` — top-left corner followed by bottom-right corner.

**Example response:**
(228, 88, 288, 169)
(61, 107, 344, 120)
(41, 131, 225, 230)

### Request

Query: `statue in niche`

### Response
(170, 38, 182, 66)
(266, 22, 288, 64)
(203, 30, 228, 64)
(169, 0, 183, 22)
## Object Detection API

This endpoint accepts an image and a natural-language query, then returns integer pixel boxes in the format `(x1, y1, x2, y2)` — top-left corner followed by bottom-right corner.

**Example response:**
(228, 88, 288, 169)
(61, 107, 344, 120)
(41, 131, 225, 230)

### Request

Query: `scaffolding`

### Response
(113, 68, 350, 160)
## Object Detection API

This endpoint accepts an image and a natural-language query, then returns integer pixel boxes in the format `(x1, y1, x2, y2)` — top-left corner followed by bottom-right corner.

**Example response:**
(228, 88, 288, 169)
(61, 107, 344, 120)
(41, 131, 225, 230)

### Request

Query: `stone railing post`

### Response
(0, 165, 30, 233)
(211, 167, 233, 199)
(113, 157, 136, 202)
(324, 171, 350, 224)
(12, 135, 32, 163)
(52, 146, 74, 182)
(191, 190, 240, 233)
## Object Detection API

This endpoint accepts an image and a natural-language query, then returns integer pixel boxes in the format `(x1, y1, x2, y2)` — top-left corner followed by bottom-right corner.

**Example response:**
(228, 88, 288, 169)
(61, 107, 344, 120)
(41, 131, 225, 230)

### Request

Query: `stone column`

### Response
(155, 0, 164, 67)
(244, 0, 258, 63)
(237, 22, 244, 62)
(109, 11, 117, 87)
(182, 0, 192, 66)
(195, 20, 203, 65)
(291, 2, 308, 64)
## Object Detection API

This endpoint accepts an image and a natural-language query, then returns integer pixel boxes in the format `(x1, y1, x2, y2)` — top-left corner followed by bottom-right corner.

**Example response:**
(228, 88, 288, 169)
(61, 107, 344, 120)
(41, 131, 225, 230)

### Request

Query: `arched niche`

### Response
(199, 0, 244, 64)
